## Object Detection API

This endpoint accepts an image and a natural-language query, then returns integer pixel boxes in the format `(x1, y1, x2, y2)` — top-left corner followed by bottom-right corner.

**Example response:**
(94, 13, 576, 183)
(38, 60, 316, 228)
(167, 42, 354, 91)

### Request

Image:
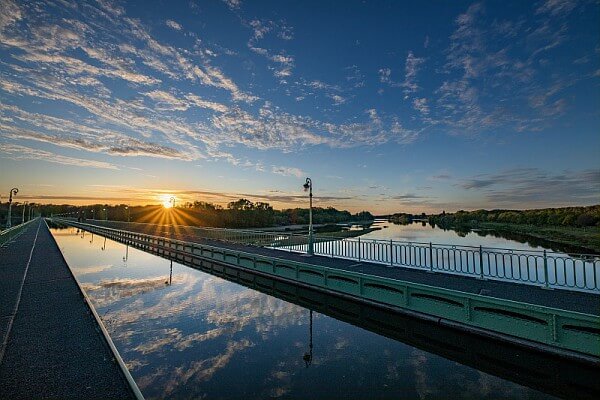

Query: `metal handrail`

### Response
(54, 218, 600, 293)
(0, 217, 37, 247)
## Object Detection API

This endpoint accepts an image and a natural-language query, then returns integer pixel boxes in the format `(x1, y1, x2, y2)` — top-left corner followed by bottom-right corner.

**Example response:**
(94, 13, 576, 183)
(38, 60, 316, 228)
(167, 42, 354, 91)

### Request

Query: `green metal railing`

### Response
(51, 218, 600, 360)
(58, 218, 600, 293)
(0, 218, 37, 247)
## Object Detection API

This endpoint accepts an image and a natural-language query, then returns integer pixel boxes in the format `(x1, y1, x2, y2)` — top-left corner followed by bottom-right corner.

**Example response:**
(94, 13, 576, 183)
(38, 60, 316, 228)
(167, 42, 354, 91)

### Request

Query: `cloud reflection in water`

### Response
(52, 228, 553, 400)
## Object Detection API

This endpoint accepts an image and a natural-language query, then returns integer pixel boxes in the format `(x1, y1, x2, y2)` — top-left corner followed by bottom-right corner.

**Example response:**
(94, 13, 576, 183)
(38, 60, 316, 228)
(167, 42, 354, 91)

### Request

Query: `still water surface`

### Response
(362, 220, 568, 252)
(50, 227, 555, 400)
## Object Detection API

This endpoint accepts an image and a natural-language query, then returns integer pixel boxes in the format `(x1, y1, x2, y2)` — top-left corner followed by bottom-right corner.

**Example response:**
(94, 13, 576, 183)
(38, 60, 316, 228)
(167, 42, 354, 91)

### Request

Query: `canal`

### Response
(50, 226, 560, 399)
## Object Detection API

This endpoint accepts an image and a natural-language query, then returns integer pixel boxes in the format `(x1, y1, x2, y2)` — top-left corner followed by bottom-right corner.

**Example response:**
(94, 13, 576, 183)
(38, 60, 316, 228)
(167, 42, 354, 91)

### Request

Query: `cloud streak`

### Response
(460, 168, 600, 206)
(0, 143, 119, 170)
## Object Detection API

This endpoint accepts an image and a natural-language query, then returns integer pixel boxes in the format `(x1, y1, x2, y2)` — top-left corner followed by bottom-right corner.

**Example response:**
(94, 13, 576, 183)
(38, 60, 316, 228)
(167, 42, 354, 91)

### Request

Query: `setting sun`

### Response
(161, 195, 175, 209)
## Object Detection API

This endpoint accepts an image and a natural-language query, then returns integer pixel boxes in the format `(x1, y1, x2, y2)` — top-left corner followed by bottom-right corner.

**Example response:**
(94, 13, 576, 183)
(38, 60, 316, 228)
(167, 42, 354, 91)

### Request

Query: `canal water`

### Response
(50, 227, 556, 400)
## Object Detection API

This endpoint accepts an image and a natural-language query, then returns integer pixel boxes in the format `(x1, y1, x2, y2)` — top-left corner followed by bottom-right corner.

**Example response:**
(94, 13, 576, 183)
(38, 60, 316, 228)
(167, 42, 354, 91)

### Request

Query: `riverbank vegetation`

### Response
(471, 223, 600, 253)
(428, 206, 600, 228)
(389, 206, 600, 253)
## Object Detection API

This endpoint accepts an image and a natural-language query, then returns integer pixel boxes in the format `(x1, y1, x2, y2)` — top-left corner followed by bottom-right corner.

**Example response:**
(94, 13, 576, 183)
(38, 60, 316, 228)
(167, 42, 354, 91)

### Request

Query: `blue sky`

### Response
(0, 0, 598, 213)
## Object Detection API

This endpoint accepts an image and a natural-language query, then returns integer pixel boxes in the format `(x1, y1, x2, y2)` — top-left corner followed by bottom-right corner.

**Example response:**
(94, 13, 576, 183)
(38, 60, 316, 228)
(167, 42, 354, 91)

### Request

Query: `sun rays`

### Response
(135, 203, 205, 239)
(160, 195, 176, 209)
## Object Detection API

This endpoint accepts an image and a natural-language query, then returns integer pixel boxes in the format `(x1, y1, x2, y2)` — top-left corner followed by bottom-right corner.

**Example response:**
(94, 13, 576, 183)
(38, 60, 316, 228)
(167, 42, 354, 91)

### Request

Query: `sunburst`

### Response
(161, 195, 175, 209)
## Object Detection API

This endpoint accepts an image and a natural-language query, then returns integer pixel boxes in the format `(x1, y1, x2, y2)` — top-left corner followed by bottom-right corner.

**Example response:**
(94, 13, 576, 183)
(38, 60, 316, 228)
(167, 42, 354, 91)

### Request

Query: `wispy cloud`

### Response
(344, 65, 365, 88)
(0, 0, 21, 31)
(165, 19, 182, 31)
(0, 105, 193, 160)
(535, 0, 576, 16)
(247, 19, 295, 79)
(402, 51, 425, 96)
(143, 90, 229, 113)
(392, 193, 429, 200)
(460, 168, 600, 206)
(222, 0, 242, 11)
(0, 143, 119, 170)
(436, 1, 583, 132)
(379, 51, 425, 97)
(328, 94, 347, 105)
(413, 98, 430, 115)
(271, 166, 305, 178)
(378, 68, 393, 85)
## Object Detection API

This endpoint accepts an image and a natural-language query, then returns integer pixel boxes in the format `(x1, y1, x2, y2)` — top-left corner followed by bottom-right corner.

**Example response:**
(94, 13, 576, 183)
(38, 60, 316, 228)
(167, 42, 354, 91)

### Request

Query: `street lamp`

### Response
(170, 197, 176, 208)
(103, 208, 107, 221)
(303, 178, 314, 255)
(6, 188, 18, 229)
(125, 205, 130, 222)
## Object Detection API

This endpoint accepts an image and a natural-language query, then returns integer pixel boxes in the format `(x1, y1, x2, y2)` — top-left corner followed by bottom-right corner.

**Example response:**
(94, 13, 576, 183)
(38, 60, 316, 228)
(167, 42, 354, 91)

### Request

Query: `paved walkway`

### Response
(85, 220, 599, 316)
(0, 219, 135, 399)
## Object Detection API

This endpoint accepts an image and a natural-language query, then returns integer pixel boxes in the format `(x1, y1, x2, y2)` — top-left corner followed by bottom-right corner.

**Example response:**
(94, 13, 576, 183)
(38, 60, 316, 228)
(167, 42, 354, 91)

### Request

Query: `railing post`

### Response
(358, 237, 361, 262)
(543, 250, 551, 289)
(429, 242, 434, 273)
(479, 245, 484, 279)
(389, 239, 393, 267)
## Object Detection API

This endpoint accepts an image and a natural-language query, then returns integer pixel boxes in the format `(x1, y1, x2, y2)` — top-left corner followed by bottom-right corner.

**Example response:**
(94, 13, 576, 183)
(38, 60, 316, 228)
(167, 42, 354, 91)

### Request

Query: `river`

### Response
(360, 219, 580, 253)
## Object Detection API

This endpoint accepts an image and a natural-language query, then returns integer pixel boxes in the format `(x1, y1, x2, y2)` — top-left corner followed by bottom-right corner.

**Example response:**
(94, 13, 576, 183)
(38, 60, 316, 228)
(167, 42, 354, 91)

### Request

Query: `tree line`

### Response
(427, 205, 600, 228)
(0, 199, 373, 229)
(179, 199, 373, 228)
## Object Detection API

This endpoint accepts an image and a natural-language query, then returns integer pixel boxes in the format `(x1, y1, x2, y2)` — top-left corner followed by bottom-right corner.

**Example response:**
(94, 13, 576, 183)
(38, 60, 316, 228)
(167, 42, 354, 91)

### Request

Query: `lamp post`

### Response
(6, 188, 18, 229)
(22, 201, 28, 224)
(103, 208, 107, 221)
(303, 178, 314, 255)
(125, 205, 130, 222)
(91, 209, 95, 220)
(303, 310, 313, 367)
(170, 197, 176, 208)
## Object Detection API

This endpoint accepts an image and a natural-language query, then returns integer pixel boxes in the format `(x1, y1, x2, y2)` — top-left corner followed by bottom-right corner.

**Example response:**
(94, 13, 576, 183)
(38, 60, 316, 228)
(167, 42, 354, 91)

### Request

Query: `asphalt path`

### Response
(0, 219, 135, 399)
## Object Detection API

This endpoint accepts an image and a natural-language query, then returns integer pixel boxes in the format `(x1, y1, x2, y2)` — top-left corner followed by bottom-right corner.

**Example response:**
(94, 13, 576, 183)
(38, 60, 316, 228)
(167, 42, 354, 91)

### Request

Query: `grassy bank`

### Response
(477, 222, 600, 253)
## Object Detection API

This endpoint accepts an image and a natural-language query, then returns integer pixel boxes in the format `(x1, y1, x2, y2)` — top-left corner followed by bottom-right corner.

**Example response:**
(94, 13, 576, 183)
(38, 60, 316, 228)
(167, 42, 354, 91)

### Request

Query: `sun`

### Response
(161, 195, 175, 209)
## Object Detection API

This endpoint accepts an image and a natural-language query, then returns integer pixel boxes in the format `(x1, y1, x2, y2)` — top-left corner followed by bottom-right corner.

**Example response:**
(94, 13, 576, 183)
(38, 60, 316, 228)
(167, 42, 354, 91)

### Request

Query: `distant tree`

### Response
(576, 213, 597, 227)
(227, 198, 254, 211)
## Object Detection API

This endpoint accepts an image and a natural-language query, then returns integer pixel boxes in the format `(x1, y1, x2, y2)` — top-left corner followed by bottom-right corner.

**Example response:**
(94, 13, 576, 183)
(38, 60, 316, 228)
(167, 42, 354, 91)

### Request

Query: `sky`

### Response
(0, 0, 599, 214)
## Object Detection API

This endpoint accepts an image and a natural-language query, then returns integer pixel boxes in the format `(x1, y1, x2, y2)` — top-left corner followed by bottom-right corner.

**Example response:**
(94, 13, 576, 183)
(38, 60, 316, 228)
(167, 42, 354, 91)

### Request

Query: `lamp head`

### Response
(8, 188, 18, 202)
(303, 177, 311, 191)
